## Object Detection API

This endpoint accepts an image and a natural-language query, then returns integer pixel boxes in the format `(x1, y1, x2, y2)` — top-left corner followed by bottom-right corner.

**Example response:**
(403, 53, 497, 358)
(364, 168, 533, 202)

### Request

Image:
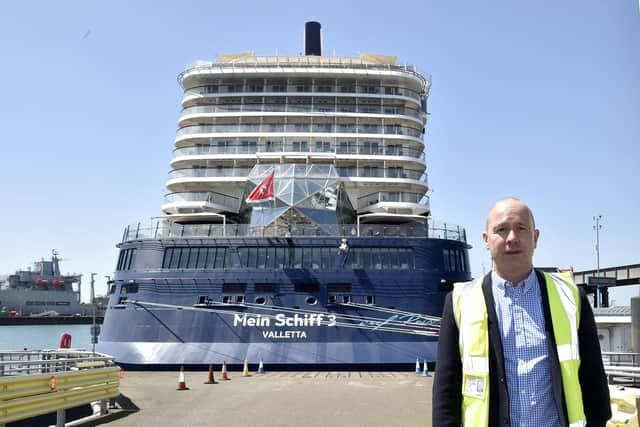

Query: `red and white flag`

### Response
(246, 169, 275, 203)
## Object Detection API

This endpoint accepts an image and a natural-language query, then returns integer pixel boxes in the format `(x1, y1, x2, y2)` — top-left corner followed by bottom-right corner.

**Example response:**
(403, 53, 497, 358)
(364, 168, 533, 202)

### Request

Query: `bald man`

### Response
(432, 198, 610, 427)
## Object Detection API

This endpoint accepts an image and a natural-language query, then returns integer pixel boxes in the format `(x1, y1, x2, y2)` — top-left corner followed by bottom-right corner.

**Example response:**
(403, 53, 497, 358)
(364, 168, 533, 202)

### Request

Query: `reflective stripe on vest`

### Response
(453, 272, 586, 427)
(453, 279, 489, 427)
(544, 272, 586, 427)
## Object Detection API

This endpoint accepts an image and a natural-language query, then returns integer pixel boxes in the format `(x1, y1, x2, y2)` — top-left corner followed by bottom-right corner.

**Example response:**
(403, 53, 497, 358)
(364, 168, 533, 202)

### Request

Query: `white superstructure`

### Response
(163, 28, 431, 227)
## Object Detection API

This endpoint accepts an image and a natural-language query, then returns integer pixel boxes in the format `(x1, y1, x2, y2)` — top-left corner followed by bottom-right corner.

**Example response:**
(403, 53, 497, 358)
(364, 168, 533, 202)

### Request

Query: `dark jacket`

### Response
(432, 270, 611, 427)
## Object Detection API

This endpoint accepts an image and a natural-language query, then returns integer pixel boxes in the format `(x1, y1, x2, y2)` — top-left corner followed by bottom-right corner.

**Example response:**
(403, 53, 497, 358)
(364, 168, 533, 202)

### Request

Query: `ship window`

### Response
(187, 248, 199, 269)
(109, 285, 116, 295)
(305, 296, 317, 305)
(235, 295, 245, 304)
(328, 295, 337, 304)
(122, 283, 138, 294)
(321, 247, 333, 269)
(169, 248, 181, 269)
(117, 248, 136, 271)
(256, 247, 267, 269)
(216, 248, 227, 269)
(328, 283, 352, 293)
(197, 295, 209, 305)
(255, 283, 278, 293)
(178, 248, 190, 269)
(255, 297, 266, 305)
(294, 283, 319, 293)
(342, 295, 352, 304)
(366, 295, 375, 305)
(223, 283, 247, 293)
(222, 295, 231, 304)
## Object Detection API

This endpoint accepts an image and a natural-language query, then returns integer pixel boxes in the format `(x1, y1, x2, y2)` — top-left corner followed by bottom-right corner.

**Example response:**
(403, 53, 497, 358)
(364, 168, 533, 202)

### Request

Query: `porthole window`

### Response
(255, 297, 266, 305)
(305, 296, 317, 305)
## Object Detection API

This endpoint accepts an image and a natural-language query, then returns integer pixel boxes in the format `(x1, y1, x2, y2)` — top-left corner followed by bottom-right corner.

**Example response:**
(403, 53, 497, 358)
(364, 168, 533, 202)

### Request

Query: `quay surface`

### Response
(87, 371, 433, 427)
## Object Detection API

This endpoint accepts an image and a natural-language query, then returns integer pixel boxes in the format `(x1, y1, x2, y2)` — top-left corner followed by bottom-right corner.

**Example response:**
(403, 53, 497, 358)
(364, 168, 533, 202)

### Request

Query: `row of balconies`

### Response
(180, 103, 422, 121)
(184, 81, 422, 101)
(161, 190, 428, 215)
(172, 142, 425, 160)
(166, 166, 428, 183)
(175, 123, 423, 139)
(356, 191, 426, 210)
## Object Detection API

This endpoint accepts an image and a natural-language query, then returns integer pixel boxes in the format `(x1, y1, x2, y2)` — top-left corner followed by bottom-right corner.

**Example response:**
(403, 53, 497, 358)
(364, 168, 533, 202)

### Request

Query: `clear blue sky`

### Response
(0, 1, 638, 304)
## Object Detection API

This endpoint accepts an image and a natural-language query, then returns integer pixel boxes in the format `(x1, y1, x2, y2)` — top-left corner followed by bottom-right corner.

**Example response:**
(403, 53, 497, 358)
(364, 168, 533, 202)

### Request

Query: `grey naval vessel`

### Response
(0, 250, 83, 317)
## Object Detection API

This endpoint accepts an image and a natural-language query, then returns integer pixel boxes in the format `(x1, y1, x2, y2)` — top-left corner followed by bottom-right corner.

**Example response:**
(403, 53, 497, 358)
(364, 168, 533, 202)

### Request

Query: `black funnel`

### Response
(304, 21, 322, 56)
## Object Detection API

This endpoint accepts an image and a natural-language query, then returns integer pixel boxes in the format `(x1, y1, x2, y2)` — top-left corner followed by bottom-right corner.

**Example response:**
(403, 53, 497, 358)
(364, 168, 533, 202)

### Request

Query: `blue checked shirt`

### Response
(491, 270, 561, 427)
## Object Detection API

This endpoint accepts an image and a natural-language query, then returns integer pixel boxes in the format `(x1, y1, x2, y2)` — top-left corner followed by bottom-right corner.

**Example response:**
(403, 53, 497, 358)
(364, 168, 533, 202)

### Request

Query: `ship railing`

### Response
(172, 142, 426, 160)
(175, 123, 423, 139)
(179, 61, 430, 96)
(167, 167, 427, 182)
(180, 103, 423, 120)
(122, 220, 467, 243)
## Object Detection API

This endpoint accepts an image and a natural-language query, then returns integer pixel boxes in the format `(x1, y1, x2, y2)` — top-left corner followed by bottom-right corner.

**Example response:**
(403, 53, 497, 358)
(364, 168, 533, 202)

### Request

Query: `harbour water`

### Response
(0, 324, 93, 350)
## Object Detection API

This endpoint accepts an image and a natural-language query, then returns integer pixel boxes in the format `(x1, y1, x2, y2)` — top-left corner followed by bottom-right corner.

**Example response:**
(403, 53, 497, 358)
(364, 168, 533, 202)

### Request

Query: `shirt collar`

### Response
(492, 269, 537, 294)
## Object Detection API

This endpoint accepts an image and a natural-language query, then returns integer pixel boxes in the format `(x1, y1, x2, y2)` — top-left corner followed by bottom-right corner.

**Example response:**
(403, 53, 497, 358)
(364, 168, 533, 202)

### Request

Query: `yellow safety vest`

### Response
(452, 271, 586, 427)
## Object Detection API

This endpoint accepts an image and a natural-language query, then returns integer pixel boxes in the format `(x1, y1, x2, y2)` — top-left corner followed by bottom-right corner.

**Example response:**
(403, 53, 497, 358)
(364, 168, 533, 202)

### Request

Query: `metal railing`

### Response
(180, 104, 423, 120)
(167, 167, 427, 183)
(0, 349, 117, 376)
(0, 350, 120, 425)
(182, 79, 425, 101)
(172, 143, 426, 160)
(175, 123, 423, 139)
(357, 191, 424, 209)
(121, 219, 467, 243)
(163, 191, 240, 209)
(602, 352, 640, 385)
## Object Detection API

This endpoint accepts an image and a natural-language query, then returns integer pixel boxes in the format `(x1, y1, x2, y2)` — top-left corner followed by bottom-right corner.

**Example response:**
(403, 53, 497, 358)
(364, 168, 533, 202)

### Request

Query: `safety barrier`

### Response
(0, 350, 120, 425)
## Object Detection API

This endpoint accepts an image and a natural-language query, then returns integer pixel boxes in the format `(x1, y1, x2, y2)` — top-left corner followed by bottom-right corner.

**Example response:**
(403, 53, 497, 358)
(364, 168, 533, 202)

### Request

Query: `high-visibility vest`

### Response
(452, 271, 586, 427)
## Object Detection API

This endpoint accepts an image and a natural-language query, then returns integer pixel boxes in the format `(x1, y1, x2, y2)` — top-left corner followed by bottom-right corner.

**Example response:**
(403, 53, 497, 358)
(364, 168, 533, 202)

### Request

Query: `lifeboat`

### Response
(35, 278, 49, 286)
(52, 279, 65, 287)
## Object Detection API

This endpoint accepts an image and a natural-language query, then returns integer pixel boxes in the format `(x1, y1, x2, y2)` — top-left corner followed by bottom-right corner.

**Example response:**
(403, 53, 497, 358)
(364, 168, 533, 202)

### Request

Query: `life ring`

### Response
(59, 333, 72, 349)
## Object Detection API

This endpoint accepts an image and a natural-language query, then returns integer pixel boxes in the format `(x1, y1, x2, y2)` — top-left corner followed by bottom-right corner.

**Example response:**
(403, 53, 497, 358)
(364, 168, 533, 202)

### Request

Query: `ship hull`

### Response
(97, 236, 470, 367)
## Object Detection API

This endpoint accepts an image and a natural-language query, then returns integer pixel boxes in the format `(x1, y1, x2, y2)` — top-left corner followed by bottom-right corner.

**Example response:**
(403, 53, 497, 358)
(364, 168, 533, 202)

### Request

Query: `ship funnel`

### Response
(304, 21, 322, 56)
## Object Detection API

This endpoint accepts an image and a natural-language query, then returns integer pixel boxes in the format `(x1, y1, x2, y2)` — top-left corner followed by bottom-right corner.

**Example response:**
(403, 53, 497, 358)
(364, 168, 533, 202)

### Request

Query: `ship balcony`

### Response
(174, 124, 424, 145)
(170, 144, 426, 169)
(182, 84, 424, 103)
(166, 167, 251, 190)
(178, 57, 429, 92)
(166, 166, 427, 191)
(172, 143, 425, 160)
(357, 192, 430, 215)
(178, 104, 424, 126)
(162, 191, 241, 214)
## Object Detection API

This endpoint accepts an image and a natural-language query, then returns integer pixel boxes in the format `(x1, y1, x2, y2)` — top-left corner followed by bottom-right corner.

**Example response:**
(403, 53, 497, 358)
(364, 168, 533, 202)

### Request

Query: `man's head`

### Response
(482, 197, 539, 284)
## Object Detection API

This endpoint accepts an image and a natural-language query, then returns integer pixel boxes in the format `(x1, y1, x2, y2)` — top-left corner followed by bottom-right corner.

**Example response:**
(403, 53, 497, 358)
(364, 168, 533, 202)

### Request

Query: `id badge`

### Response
(462, 374, 486, 400)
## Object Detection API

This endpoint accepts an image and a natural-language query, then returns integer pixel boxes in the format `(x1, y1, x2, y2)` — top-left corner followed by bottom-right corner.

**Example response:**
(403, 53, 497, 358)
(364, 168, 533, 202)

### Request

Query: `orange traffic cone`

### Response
(177, 366, 189, 390)
(243, 359, 250, 377)
(221, 360, 230, 381)
(204, 364, 217, 384)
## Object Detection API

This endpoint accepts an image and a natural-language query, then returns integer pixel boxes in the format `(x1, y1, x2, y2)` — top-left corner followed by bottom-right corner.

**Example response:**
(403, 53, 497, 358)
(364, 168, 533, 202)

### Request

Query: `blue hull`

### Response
(97, 236, 471, 366)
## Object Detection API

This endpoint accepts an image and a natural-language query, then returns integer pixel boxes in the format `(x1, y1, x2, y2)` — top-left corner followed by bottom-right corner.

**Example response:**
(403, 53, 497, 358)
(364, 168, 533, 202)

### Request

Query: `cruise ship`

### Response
(97, 22, 471, 368)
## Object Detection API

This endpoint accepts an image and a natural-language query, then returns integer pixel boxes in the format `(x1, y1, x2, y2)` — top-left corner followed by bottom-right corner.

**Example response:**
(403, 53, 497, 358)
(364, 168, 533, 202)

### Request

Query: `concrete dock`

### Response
(86, 371, 433, 426)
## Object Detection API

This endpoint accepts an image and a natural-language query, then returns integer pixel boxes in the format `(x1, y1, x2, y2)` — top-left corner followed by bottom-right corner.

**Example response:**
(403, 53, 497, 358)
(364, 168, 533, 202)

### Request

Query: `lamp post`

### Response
(593, 215, 603, 307)
(593, 215, 602, 276)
